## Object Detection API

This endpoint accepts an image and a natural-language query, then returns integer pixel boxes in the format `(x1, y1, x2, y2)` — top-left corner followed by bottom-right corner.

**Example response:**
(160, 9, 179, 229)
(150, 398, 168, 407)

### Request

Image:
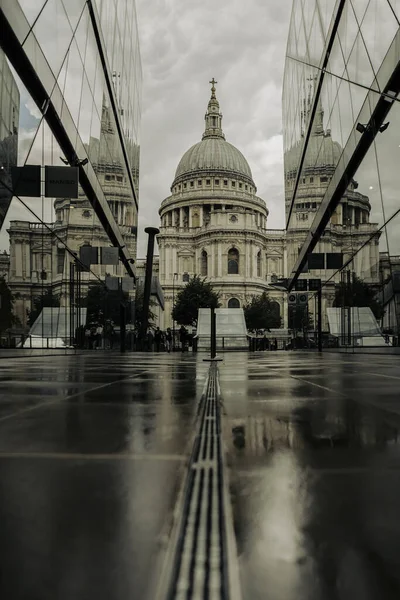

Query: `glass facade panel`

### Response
(31, 0, 73, 77)
(284, 0, 400, 349)
(0, 0, 141, 335)
(0, 49, 19, 230)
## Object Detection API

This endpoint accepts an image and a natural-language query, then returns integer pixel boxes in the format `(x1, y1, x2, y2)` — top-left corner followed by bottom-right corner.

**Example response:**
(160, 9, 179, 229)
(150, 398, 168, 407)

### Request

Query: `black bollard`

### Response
(210, 306, 216, 359)
(317, 287, 322, 352)
(141, 227, 160, 346)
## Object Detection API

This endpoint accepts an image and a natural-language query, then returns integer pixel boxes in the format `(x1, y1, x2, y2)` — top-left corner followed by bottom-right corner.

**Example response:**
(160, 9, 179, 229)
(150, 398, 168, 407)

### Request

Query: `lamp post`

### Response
(140, 227, 160, 347)
(172, 272, 178, 351)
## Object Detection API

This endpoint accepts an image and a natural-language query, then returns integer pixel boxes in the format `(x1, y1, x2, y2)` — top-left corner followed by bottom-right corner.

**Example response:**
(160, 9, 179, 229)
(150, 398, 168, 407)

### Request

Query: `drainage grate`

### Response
(166, 364, 229, 600)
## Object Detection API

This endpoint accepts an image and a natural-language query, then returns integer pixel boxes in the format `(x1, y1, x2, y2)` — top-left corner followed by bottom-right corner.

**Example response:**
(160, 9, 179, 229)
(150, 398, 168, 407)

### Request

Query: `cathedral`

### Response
(156, 80, 380, 331)
(157, 80, 287, 329)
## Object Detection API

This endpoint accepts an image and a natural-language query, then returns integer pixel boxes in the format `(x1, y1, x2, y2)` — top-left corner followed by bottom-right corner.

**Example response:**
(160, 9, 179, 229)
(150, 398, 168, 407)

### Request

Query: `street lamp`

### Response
(172, 272, 178, 350)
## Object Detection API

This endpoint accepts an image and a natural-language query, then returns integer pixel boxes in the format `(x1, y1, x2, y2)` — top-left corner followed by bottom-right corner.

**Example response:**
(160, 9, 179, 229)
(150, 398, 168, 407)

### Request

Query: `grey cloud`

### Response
(136, 0, 292, 256)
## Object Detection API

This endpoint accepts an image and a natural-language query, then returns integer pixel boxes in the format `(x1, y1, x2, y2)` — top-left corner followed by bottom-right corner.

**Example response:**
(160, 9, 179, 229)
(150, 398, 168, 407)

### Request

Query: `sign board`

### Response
(294, 279, 308, 291)
(100, 247, 119, 265)
(288, 293, 297, 305)
(105, 275, 119, 291)
(11, 165, 41, 197)
(79, 245, 98, 270)
(393, 271, 400, 294)
(45, 166, 78, 198)
(326, 253, 343, 269)
(121, 277, 134, 292)
(307, 253, 325, 269)
(308, 278, 322, 291)
(298, 293, 308, 305)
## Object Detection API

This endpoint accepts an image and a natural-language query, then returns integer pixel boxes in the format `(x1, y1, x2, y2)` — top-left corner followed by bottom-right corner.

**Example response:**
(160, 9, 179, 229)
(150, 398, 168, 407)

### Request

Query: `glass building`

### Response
(283, 0, 400, 348)
(0, 0, 142, 338)
(0, 47, 19, 231)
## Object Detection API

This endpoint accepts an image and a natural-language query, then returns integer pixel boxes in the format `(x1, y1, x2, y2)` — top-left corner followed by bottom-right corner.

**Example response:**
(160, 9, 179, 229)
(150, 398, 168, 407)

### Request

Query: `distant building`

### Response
(0, 47, 19, 231)
(157, 81, 286, 329)
(1, 1, 142, 327)
(282, 0, 393, 333)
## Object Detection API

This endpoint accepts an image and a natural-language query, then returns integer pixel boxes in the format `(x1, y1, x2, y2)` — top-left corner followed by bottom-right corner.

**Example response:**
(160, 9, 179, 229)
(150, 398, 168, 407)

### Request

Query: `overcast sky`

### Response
(135, 0, 293, 256)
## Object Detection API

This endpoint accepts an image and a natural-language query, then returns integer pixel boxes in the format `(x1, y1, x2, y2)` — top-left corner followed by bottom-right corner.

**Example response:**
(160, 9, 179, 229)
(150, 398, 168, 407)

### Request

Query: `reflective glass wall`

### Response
(283, 0, 400, 350)
(0, 0, 141, 346)
(0, 48, 19, 231)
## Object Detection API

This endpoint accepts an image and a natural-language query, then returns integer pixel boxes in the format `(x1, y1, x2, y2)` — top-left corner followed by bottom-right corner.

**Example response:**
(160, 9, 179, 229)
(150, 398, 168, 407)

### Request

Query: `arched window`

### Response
(228, 297, 240, 308)
(228, 248, 239, 274)
(271, 301, 281, 324)
(257, 250, 261, 277)
(201, 250, 207, 276)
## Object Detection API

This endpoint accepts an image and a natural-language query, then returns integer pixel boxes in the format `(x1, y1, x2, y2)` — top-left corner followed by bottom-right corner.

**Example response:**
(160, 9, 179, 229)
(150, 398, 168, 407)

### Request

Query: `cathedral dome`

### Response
(174, 138, 254, 184)
(172, 79, 256, 189)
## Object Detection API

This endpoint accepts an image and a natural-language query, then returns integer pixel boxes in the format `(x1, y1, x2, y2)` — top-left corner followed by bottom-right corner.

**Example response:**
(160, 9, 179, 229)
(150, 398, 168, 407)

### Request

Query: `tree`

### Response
(333, 274, 383, 319)
(288, 305, 313, 333)
(0, 276, 19, 331)
(244, 292, 281, 331)
(172, 275, 220, 327)
(133, 285, 157, 331)
(82, 282, 129, 326)
(27, 288, 60, 327)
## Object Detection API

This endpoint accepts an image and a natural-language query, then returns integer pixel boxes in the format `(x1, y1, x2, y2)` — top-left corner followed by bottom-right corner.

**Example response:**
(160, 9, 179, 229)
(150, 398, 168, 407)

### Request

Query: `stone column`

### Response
(179, 208, 184, 228)
(211, 242, 215, 277)
(200, 205, 203, 227)
(217, 242, 222, 277)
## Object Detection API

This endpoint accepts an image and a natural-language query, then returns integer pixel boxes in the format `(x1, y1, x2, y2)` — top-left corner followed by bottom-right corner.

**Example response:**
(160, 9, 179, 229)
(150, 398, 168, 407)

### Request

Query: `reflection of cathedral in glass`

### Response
(0, 48, 19, 230)
(3, 0, 142, 327)
(285, 79, 379, 285)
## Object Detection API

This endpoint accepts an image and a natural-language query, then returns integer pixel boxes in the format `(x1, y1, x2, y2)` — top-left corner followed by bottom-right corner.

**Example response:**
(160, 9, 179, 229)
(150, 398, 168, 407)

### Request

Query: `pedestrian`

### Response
(84, 327, 91, 349)
(146, 328, 154, 352)
(96, 323, 104, 349)
(165, 327, 172, 353)
(179, 325, 187, 352)
(90, 324, 97, 349)
(154, 327, 162, 352)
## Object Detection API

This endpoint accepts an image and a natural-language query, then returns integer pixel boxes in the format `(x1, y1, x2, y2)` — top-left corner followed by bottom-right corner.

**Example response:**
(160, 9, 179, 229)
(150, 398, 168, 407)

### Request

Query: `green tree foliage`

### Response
(172, 275, 220, 326)
(81, 283, 129, 326)
(27, 288, 61, 327)
(134, 285, 157, 331)
(333, 274, 383, 319)
(244, 292, 281, 331)
(288, 305, 312, 332)
(0, 276, 19, 331)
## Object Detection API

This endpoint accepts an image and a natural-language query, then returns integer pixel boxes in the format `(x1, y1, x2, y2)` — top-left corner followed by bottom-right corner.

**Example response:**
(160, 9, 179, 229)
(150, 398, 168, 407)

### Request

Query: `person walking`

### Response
(146, 328, 154, 352)
(96, 323, 104, 349)
(154, 327, 162, 352)
(179, 325, 187, 352)
(165, 327, 172, 353)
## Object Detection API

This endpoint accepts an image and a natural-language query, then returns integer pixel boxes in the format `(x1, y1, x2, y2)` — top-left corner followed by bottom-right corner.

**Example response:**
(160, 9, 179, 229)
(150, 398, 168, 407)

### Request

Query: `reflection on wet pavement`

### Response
(1, 350, 400, 599)
(0, 352, 207, 600)
(220, 352, 400, 600)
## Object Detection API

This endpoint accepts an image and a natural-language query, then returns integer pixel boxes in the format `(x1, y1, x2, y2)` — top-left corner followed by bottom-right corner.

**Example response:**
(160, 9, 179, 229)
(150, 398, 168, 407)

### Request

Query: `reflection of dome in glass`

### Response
(174, 138, 254, 183)
(285, 133, 342, 173)
(172, 80, 256, 188)
(284, 104, 342, 174)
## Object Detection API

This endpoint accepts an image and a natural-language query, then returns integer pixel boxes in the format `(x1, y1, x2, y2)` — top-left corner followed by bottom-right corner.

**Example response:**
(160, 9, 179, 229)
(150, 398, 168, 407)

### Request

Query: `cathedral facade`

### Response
(157, 81, 287, 329)
(157, 81, 380, 332)
(7, 102, 138, 326)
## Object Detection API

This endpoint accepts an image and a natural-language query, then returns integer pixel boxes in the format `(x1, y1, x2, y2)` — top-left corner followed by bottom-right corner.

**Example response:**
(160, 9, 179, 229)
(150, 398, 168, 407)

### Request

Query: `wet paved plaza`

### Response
(0, 350, 399, 599)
